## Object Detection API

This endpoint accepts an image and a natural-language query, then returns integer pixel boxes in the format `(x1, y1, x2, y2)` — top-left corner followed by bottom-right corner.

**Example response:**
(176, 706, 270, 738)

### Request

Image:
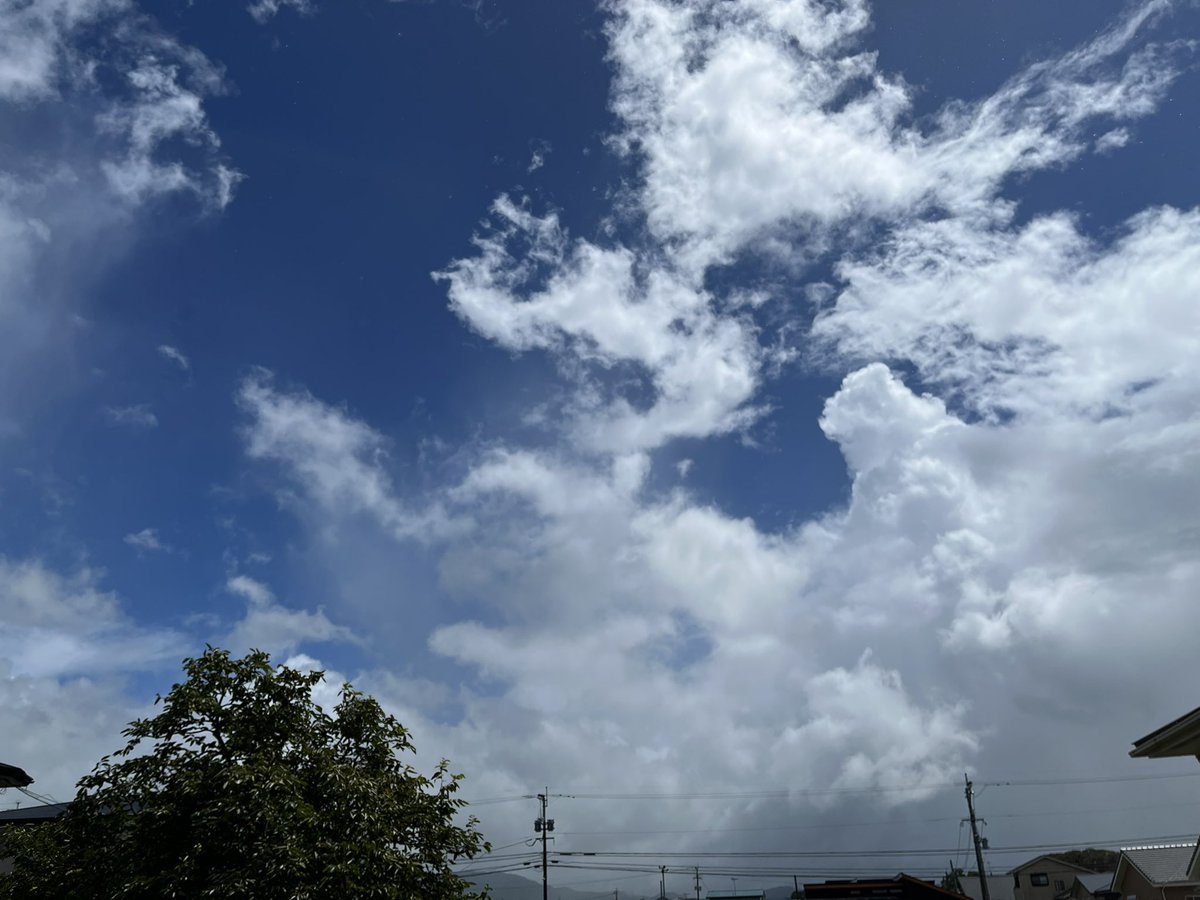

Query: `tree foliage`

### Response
(0, 647, 489, 899)
(1055, 849, 1120, 872)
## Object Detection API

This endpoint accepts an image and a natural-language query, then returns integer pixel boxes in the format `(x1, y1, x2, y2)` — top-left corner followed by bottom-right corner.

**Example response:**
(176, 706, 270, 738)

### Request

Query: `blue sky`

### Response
(4, 0, 1200, 890)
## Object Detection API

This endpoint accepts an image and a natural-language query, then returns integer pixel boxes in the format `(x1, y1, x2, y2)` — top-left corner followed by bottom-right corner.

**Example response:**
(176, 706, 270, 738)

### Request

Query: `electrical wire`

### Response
(548, 833, 1196, 860)
(475, 772, 1200, 806)
(555, 796, 1200, 839)
(980, 772, 1200, 787)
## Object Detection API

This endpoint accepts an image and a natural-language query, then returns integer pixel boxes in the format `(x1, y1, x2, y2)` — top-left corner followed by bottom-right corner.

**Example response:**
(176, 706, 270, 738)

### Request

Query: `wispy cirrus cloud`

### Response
(247, 0, 314, 24)
(237, 370, 458, 540)
(157, 344, 191, 371)
(104, 404, 158, 429)
(0, 0, 239, 437)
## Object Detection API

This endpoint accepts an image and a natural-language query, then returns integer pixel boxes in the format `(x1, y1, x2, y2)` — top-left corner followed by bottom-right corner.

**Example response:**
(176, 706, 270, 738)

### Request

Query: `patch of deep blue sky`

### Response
(4, 0, 1198, 676)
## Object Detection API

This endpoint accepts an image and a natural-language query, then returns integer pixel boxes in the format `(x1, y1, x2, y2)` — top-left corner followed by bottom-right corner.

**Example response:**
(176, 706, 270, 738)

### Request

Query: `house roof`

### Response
(1009, 856, 1098, 876)
(1119, 843, 1197, 885)
(1130, 704, 1200, 759)
(1075, 873, 1114, 894)
(0, 802, 69, 825)
(804, 874, 968, 900)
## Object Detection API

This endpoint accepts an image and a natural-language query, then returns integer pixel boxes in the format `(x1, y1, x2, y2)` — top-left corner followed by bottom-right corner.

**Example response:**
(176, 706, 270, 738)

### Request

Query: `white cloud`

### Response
(438, 196, 765, 452)
(816, 206, 1200, 421)
(247, 0, 314, 24)
(0, 662, 144, 804)
(228, 0, 1200, 865)
(767, 654, 976, 798)
(438, 0, 1187, 461)
(238, 370, 457, 539)
(224, 574, 358, 657)
(604, 0, 1182, 268)
(0, 0, 239, 438)
(1095, 127, 1131, 152)
(527, 140, 551, 172)
(433, 0, 1197, 822)
(123, 527, 169, 553)
(97, 58, 240, 209)
(0, 556, 367, 804)
(0, 557, 183, 680)
(104, 403, 158, 428)
(0, 0, 127, 102)
(157, 343, 190, 370)
(227, 573, 275, 605)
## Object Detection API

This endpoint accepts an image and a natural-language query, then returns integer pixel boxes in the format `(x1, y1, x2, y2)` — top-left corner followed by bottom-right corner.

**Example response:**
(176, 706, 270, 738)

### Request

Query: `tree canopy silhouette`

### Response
(0, 647, 489, 899)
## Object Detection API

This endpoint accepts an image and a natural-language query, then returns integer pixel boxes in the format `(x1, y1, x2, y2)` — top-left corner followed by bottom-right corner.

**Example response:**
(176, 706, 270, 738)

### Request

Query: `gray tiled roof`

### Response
(1076, 873, 1113, 894)
(1122, 843, 1197, 885)
(0, 802, 69, 823)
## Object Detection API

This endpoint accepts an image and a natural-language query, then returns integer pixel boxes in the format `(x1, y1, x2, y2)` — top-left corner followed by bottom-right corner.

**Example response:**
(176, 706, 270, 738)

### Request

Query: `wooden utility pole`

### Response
(535, 791, 554, 900)
(964, 775, 990, 900)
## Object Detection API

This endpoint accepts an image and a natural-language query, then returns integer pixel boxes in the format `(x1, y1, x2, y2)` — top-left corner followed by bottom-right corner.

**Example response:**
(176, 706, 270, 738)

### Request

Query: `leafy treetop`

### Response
(0, 647, 489, 900)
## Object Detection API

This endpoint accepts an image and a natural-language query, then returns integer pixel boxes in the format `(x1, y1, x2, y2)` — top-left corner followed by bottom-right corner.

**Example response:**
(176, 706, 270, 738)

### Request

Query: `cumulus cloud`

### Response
(0, 663, 145, 803)
(229, 0, 1200, 866)
(0, 558, 362, 802)
(123, 527, 169, 553)
(815, 207, 1200, 420)
(224, 574, 358, 657)
(438, 196, 766, 453)
(0, 557, 183, 681)
(605, 0, 1183, 267)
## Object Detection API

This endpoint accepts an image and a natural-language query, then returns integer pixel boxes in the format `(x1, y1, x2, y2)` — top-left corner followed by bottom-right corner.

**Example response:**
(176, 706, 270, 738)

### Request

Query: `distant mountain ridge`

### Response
(467, 871, 622, 900)
(467, 872, 802, 900)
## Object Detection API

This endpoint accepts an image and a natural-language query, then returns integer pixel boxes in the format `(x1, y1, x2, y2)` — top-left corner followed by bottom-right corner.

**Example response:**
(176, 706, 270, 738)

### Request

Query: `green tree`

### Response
(0, 647, 489, 899)
(1055, 849, 1120, 872)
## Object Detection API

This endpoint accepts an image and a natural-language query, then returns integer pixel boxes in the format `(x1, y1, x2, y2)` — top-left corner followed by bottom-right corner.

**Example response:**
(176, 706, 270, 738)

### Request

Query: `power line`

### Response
(550, 833, 1197, 859)
(475, 771, 1200, 805)
(981, 772, 1200, 787)
(552, 786, 957, 801)
(466, 794, 537, 806)
(554, 796, 1200, 839)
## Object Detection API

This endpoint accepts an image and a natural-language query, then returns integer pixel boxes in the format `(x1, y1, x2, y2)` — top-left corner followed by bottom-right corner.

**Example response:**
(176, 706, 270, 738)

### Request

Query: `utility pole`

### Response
(535, 791, 555, 900)
(695, 867, 702, 900)
(660, 865, 667, 900)
(964, 775, 990, 900)
(947, 859, 961, 893)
